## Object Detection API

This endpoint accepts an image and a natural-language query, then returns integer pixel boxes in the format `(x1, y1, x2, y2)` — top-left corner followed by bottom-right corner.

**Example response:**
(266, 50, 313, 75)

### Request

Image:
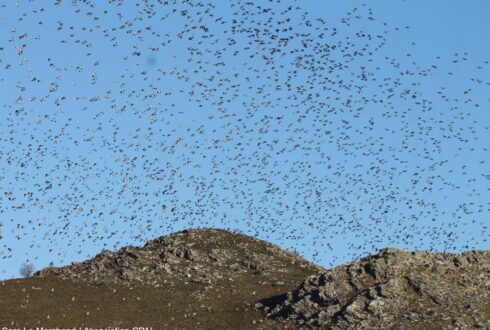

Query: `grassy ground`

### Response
(0, 275, 293, 329)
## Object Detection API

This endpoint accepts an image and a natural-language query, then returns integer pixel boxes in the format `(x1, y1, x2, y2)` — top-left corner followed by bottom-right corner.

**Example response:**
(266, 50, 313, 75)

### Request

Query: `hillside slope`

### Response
(0, 228, 322, 329)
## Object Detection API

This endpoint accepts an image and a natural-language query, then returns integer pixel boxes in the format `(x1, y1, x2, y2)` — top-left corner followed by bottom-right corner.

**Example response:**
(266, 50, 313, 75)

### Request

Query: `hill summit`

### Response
(35, 228, 323, 286)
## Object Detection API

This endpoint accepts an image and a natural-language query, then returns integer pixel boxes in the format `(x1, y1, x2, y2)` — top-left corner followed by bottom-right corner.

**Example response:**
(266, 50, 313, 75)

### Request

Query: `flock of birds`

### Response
(0, 0, 488, 278)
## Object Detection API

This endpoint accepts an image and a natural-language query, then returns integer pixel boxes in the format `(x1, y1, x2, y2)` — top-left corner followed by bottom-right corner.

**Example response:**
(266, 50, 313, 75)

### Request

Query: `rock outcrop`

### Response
(261, 248, 490, 329)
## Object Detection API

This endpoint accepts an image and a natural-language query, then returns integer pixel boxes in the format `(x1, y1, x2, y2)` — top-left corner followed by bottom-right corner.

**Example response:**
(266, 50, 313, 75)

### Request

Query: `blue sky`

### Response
(0, 0, 489, 279)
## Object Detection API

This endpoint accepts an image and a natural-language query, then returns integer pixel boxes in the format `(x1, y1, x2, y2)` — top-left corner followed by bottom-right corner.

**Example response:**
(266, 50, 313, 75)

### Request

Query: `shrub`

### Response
(20, 261, 34, 278)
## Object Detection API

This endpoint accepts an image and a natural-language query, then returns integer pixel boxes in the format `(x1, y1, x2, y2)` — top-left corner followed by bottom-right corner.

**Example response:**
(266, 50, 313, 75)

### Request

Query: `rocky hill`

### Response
(1, 228, 323, 329)
(0, 229, 489, 329)
(261, 248, 490, 329)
